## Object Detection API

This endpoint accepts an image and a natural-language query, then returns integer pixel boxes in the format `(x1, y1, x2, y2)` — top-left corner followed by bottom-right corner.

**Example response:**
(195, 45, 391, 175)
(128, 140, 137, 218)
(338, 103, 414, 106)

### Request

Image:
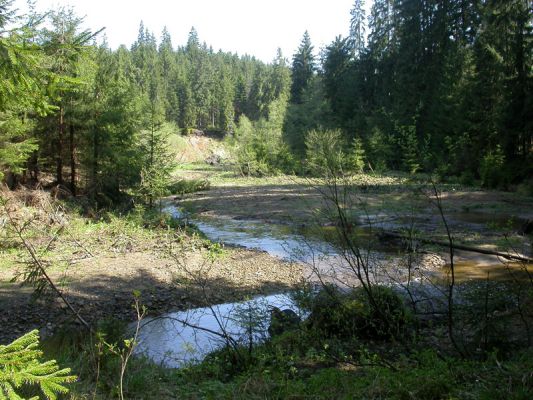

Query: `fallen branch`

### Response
(379, 231, 533, 263)
(1, 199, 91, 330)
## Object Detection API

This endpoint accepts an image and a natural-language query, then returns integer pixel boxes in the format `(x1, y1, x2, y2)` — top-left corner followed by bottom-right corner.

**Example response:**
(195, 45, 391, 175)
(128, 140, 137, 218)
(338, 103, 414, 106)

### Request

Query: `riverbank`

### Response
(2, 173, 532, 399)
(173, 163, 532, 282)
(0, 189, 302, 344)
(3, 166, 532, 343)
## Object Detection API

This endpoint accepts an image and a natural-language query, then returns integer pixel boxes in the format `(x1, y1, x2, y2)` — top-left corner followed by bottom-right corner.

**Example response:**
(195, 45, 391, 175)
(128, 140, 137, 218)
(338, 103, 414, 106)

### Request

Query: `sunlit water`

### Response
(162, 203, 336, 262)
(134, 293, 299, 368)
(133, 201, 531, 368)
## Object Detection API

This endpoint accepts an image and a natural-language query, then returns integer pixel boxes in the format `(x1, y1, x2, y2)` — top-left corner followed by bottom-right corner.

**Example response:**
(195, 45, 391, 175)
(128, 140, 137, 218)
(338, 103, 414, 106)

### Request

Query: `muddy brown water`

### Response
(165, 201, 532, 286)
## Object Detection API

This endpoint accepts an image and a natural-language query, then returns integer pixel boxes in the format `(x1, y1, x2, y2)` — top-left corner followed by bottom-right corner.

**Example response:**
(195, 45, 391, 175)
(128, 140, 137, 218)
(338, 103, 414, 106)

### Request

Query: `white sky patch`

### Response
(13, 0, 373, 63)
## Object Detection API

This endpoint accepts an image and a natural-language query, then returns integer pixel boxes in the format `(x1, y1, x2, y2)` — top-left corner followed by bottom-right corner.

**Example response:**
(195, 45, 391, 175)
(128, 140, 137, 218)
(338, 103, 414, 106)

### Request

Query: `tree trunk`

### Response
(56, 105, 64, 185)
(379, 231, 533, 263)
(91, 125, 99, 202)
(69, 122, 76, 196)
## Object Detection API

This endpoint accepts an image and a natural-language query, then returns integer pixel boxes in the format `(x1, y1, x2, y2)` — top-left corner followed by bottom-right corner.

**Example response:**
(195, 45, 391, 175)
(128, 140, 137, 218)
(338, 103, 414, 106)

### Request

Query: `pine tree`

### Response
(0, 1, 50, 186)
(0, 330, 76, 400)
(40, 7, 101, 188)
(159, 27, 180, 124)
(270, 48, 291, 101)
(322, 36, 352, 118)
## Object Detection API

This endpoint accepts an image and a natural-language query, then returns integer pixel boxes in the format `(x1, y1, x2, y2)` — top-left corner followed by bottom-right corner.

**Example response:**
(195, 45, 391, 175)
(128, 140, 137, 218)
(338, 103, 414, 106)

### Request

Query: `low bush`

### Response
(306, 285, 411, 340)
(168, 178, 211, 195)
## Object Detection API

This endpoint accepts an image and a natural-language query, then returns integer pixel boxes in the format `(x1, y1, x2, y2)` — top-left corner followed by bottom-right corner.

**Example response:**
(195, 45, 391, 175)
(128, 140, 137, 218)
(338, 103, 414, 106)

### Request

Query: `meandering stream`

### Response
(134, 200, 532, 368)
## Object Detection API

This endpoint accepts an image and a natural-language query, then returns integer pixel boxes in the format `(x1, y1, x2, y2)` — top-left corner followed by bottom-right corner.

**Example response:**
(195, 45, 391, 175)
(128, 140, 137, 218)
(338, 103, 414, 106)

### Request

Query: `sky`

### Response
(13, 0, 372, 63)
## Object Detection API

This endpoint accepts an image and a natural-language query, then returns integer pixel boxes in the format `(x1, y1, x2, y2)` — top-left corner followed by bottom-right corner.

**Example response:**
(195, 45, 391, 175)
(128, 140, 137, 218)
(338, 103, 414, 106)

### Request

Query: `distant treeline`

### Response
(1, 0, 531, 204)
(0, 0, 290, 203)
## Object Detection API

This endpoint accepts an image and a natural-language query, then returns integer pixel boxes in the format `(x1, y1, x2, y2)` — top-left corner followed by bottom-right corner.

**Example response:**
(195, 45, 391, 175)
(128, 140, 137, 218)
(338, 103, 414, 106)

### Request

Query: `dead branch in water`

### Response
(379, 231, 533, 264)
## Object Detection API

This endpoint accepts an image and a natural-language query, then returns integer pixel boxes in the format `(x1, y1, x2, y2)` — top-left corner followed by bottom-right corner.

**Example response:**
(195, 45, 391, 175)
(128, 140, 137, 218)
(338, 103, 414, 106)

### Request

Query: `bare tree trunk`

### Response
(69, 122, 76, 196)
(433, 184, 463, 357)
(90, 118, 99, 203)
(379, 231, 533, 263)
(56, 105, 64, 185)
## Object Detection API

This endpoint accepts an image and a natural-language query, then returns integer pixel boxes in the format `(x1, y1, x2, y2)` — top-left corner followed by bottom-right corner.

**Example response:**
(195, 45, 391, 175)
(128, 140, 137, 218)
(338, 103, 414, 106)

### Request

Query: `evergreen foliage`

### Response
(348, 136, 366, 173)
(305, 128, 345, 176)
(0, 330, 76, 400)
(290, 31, 315, 105)
(317, 0, 532, 184)
(0, 0, 531, 193)
(0, 0, 291, 202)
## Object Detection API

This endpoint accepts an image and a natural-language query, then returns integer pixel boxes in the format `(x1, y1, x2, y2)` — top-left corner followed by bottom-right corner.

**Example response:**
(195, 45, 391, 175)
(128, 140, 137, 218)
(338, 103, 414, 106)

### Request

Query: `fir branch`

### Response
(0, 330, 76, 400)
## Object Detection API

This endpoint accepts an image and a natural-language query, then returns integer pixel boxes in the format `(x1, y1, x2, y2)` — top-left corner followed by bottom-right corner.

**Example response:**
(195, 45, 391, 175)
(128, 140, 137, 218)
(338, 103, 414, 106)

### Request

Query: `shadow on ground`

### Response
(0, 268, 297, 344)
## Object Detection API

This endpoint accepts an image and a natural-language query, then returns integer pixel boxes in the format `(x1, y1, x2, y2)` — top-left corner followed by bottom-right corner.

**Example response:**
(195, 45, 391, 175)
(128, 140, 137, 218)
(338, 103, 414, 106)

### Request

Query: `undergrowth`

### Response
(40, 319, 533, 400)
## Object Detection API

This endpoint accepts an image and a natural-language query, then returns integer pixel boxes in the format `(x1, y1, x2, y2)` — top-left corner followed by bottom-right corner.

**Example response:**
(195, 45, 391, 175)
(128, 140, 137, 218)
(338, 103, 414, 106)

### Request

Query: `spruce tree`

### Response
(290, 31, 315, 104)
(0, 330, 76, 400)
(0, 1, 49, 186)
(349, 0, 366, 57)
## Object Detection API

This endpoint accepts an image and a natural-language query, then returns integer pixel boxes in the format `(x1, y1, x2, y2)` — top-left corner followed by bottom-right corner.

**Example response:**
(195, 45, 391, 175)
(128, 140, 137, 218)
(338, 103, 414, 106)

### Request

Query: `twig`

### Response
(431, 183, 463, 357)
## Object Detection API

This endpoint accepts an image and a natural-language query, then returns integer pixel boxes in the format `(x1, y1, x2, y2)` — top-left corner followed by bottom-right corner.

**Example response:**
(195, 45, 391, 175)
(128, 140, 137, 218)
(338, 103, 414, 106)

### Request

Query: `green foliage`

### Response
(137, 122, 176, 207)
(317, 0, 532, 184)
(307, 285, 411, 340)
(397, 124, 420, 174)
(229, 98, 295, 177)
(169, 178, 210, 195)
(479, 145, 506, 188)
(290, 31, 315, 104)
(348, 136, 366, 173)
(39, 316, 533, 400)
(305, 128, 345, 176)
(0, 330, 76, 400)
(367, 126, 396, 172)
(0, 3, 51, 184)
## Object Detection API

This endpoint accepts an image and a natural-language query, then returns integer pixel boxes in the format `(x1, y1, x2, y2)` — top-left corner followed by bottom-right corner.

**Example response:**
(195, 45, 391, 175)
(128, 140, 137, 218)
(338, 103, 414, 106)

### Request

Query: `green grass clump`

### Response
(169, 179, 211, 195)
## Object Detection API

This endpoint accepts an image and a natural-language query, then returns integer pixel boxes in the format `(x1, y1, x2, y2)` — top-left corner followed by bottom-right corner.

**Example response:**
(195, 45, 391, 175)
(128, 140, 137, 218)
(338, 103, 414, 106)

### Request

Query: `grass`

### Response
(3, 168, 532, 398)
(30, 277, 532, 399)
(37, 317, 533, 399)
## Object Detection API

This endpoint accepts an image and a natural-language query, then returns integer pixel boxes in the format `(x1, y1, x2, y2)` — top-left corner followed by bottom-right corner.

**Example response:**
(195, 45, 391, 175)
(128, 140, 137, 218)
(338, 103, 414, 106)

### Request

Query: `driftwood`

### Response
(379, 231, 533, 264)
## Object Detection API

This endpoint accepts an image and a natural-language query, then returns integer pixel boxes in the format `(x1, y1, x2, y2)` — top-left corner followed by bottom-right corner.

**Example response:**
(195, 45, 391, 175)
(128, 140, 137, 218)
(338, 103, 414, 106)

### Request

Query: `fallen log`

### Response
(378, 231, 533, 264)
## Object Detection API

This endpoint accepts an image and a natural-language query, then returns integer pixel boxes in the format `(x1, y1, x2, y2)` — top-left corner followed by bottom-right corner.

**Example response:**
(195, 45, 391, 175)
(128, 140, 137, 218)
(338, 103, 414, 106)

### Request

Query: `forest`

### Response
(1, 0, 532, 399)
(1, 0, 531, 195)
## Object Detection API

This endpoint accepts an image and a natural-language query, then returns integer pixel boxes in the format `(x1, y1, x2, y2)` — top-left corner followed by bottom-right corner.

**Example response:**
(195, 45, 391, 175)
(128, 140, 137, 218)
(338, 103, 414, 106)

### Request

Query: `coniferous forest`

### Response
(1, 0, 531, 195)
(1, 0, 533, 399)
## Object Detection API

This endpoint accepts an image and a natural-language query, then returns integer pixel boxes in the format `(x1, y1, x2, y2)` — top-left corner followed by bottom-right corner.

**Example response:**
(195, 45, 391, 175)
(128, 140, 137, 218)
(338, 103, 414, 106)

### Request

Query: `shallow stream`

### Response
(135, 293, 299, 368)
(134, 201, 532, 367)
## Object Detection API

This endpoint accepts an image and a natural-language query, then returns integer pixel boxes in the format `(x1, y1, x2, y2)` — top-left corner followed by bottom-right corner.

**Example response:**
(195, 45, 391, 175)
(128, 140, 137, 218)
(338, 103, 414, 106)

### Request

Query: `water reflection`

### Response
(135, 293, 298, 368)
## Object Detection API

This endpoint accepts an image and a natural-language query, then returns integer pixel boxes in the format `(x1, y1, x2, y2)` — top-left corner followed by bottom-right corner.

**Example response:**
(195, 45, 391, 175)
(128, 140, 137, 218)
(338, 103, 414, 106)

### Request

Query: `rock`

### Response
(205, 148, 228, 165)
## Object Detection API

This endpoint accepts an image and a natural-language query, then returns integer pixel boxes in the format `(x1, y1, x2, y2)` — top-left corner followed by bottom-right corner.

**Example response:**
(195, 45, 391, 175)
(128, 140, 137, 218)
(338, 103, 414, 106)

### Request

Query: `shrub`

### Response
(348, 136, 366, 173)
(169, 179, 211, 195)
(367, 126, 396, 172)
(359, 285, 411, 339)
(305, 128, 346, 176)
(479, 145, 505, 188)
(307, 285, 410, 340)
(397, 124, 420, 174)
